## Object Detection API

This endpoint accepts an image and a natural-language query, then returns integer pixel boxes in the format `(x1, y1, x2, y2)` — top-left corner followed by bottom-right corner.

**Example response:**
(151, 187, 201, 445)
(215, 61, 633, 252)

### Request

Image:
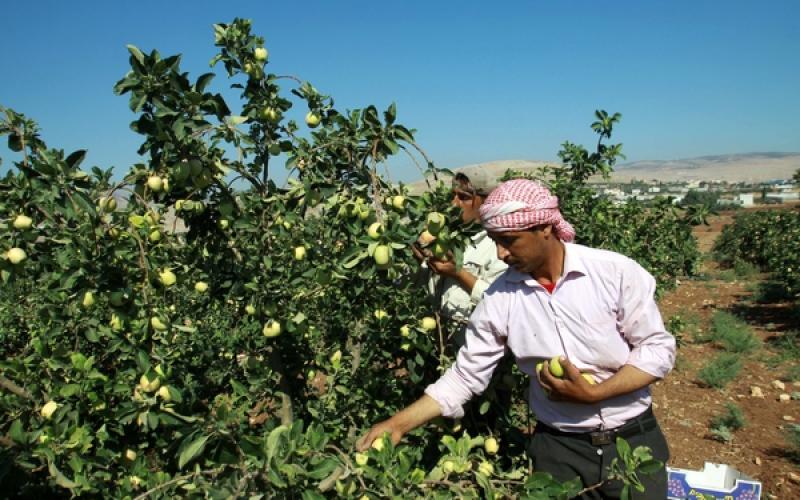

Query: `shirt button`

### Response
(596, 449, 603, 456)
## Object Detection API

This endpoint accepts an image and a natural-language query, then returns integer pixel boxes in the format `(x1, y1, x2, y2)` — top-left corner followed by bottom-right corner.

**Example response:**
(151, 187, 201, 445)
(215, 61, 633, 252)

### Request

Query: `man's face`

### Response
(488, 227, 550, 274)
(451, 188, 483, 224)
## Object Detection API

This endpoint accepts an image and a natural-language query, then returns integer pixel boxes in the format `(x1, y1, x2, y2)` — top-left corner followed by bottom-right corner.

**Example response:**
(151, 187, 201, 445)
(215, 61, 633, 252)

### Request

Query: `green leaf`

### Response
(178, 434, 209, 469)
(126, 45, 146, 66)
(8, 420, 25, 444)
(267, 425, 290, 463)
(48, 461, 79, 489)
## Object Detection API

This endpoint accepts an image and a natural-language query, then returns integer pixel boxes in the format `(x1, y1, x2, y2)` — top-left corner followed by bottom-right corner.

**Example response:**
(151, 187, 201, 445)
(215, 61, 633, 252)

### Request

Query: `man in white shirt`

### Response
(413, 171, 507, 348)
(359, 179, 674, 499)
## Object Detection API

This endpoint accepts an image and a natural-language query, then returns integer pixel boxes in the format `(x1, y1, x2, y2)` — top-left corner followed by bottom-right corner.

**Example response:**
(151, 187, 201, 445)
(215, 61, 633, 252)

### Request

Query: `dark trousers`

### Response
(528, 409, 670, 499)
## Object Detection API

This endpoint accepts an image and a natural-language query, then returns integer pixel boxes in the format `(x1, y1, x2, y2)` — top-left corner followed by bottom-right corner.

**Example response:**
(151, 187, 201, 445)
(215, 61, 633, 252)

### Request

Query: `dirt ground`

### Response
(653, 208, 800, 498)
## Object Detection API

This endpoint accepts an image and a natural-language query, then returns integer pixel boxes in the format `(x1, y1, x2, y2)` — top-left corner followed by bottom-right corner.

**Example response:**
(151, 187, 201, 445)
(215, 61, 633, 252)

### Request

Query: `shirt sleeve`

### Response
(617, 260, 676, 379)
(424, 298, 508, 418)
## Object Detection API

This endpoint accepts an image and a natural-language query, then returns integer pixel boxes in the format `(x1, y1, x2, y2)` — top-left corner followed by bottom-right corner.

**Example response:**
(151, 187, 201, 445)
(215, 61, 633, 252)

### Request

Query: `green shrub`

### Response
(710, 311, 760, 353)
(709, 402, 746, 443)
(733, 259, 759, 278)
(785, 424, 800, 463)
(697, 353, 742, 389)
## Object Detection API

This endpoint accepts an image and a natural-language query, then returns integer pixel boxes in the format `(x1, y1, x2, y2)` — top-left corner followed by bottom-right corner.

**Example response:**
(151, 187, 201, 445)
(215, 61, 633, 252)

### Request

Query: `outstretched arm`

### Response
(356, 395, 442, 451)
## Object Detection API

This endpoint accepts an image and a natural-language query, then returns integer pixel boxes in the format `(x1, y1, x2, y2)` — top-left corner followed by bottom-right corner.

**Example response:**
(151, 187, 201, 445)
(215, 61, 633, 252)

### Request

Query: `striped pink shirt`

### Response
(425, 242, 676, 431)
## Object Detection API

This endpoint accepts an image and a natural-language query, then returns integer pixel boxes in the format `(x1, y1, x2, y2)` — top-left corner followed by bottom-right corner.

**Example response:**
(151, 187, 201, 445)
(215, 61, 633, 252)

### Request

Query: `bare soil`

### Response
(653, 209, 800, 498)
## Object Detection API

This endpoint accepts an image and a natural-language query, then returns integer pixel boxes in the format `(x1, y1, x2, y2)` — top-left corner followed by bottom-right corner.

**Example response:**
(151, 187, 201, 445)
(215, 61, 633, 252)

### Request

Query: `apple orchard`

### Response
(0, 19, 700, 498)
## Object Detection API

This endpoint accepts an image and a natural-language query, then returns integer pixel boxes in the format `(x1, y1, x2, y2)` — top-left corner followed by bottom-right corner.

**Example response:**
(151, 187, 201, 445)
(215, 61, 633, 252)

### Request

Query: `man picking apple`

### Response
(359, 179, 675, 499)
(412, 171, 507, 348)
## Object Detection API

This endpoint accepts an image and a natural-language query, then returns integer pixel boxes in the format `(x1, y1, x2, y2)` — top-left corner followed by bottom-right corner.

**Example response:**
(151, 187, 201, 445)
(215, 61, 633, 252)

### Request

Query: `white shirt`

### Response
(425, 242, 676, 431)
(427, 230, 508, 321)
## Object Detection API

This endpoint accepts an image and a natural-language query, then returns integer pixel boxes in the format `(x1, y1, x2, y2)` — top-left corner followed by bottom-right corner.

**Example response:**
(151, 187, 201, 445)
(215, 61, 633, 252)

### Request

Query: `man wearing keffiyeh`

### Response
(359, 179, 675, 499)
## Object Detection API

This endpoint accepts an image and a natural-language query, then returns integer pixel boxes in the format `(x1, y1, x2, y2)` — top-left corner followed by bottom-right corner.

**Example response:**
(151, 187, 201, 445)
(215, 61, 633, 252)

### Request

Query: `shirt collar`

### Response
(502, 242, 588, 285)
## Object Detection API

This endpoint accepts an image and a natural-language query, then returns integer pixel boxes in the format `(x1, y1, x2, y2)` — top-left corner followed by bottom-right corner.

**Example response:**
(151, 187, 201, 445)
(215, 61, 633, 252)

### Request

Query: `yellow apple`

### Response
(478, 461, 494, 476)
(305, 111, 321, 128)
(157, 385, 172, 401)
(110, 313, 123, 331)
(261, 106, 279, 122)
(151, 317, 168, 331)
(40, 400, 58, 419)
(484, 437, 499, 455)
(420, 316, 437, 331)
(139, 374, 161, 392)
(245, 304, 256, 315)
(374, 309, 388, 320)
(13, 215, 33, 230)
(355, 452, 369, 466)
(6, 247, 26, 264)
(391, 195, 406, 210)
(400, 325, 411, 337)
(549, 356, 564, 378)
(367, 222, 383, 240)
(442, 460, 455, 473)
(98, 197, 117, 213)
(401, 342, 411, 351)
(371, 438, 384, 451)
(147, 175, 163, 192)
(125, 449, 137, 461)
(581, 373, 596, 385)
(149, 230, 161, 242)
(263, 320, 281, 338)
(254, 46, 269, 62)
(431, 241, 450, 260)
(294, 246, 306, 261)
(82, 291, 95, 308)
(194, 281, 208, 293)
(418, 230, 436, 247)
(218, 219, 229, 230)
(158, 269, 177, 287)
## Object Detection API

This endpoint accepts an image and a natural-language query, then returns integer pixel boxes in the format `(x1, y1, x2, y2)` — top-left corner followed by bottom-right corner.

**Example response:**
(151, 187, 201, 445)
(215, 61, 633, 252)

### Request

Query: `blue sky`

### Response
(1, 0, 798, 183)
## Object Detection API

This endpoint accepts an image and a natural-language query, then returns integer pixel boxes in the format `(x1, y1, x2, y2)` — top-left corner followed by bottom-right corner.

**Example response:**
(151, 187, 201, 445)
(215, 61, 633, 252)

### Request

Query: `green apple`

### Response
(6, 247, 26, 264)
(305, 111, 321, 128)
(374, 309, 388, 320)
(13, 215, 33, 230)
(431, 241, 450, 260)
(149, 230, 161, 243)
(110, 290, 128, 307)
(261, 106, 279, 122)
(400, 325, 411, 337)
(426, 212, 446, 235)
(110, 313, 124, 331)
(254, 46, 269, 62)
(82, 291, 95, 308)
(147, 175, 163, 192)
(401, 342, 411, 351)
(139, 374, 160, 392)
(354, 452, 369, 466)
(40, 400, 58, 419)
(159, 269, 177, 287)
(373, 245, 391, 268)
(391, 195, 406, 210)
(99, 197, 118, 213)
(245, 304, 256, 315)
(263, 320, 281, 338)
(107, 227, 120, 239)
(367, 222, 383, 240)
(194, 281, 208, 293)
(549, 356, 564, 378)
(151, 317, 168, 331)
(442, 460, 455, 473)
(174, 162, 191, 181)
(294, 246, 307, 261)
(420, 316, 437, 331)
(484, 437, 499, 455)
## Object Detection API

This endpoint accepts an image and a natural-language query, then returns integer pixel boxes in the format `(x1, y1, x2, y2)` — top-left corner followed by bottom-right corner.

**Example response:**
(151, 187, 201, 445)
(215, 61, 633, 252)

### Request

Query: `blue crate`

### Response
(667, 463, 761, 500)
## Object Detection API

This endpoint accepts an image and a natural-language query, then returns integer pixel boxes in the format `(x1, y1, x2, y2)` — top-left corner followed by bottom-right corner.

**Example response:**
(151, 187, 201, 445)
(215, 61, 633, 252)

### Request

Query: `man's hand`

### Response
(538, 357, 599, 404)
(428, 253, 457, 277)
(355, 420, 404, 452)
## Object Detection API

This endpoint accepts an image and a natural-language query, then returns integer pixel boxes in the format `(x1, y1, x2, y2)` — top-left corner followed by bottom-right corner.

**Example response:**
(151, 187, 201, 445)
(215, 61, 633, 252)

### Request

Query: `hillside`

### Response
(406, 153, 800, 191)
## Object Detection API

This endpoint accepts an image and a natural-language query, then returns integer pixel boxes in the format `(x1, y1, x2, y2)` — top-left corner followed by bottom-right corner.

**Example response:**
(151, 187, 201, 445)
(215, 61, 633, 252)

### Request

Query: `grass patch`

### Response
(709, 402, 746, 443)
(752, 280, 795, 303)
(710, 311, 760, 353)
(697, 352, 742, 389)
(666, 312, 703, 347)
(766, 330, 800, 364)
(732, 259, 760, 278)
(785, 424, 800, 463)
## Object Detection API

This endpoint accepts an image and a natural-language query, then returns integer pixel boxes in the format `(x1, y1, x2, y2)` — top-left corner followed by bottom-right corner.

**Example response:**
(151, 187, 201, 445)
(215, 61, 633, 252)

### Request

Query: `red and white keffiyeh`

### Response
(479, 179, 576, 242)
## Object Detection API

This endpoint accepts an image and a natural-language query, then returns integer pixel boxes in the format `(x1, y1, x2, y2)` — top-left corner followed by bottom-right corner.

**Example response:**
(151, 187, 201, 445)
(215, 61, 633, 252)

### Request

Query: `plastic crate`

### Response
(667, 462, 761, 499)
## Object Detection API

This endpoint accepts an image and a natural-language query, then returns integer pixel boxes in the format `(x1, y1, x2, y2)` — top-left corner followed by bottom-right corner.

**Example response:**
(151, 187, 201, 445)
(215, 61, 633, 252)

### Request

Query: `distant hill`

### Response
(406, 153, 800, 192)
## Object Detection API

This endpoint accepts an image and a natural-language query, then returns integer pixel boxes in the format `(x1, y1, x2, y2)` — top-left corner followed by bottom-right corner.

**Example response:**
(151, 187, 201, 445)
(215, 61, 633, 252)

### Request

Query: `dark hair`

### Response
(453, 173, 487, 197)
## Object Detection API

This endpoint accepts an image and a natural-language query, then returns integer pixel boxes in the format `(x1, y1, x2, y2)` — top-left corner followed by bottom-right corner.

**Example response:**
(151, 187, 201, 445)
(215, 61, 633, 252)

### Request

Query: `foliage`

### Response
(709, 402, 746, 443)
(697, 353, 742, 389)
(709, 311, 760, 354)
(0, 19, 696, 497)
(784, 424, 800, 463)
(713, 209, 800, 301)
(525, 110, 701, 293)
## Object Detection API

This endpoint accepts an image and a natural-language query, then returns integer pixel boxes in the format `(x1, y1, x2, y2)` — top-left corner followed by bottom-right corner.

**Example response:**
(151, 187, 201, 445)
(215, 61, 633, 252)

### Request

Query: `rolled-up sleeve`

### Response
(469, 257, 508, 305)
(424, 299, 508, 418)
(618, 261, 676, 378)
